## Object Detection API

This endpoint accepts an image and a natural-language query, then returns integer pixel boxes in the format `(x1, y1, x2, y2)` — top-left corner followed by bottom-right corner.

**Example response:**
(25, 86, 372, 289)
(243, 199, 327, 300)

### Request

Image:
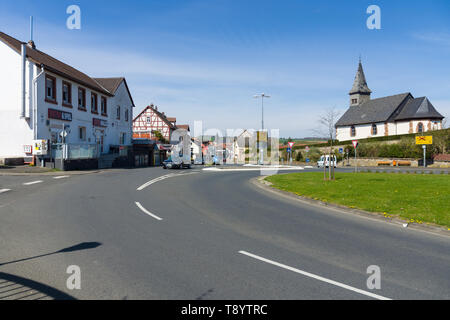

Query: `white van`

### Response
(317, 155, 337, 168)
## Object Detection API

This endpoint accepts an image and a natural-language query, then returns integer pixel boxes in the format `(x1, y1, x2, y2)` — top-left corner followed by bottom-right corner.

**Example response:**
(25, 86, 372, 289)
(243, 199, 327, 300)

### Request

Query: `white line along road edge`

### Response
(53, 176, 70, 179)
(135, 202, 163, 221)
(0, 189, 11, 194)
(239, 251, 392, 300)
(23, 180, 43, 186)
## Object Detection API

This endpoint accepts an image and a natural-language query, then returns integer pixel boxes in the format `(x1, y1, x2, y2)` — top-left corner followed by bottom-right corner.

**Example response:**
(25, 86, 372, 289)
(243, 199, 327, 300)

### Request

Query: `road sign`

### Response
(416, 136, 433, 145)
(339, 148, 344, 154)
(352, 140, 359, 149)
(305, 146, 310, 153)
(288, 142, 295, 148)
(306, 158, 310, 163)
(286, 148, 291, 153)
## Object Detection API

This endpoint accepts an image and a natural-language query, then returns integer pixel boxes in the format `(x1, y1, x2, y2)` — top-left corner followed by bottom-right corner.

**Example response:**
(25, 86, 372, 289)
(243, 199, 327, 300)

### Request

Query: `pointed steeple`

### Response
(349, 59, 372, 106)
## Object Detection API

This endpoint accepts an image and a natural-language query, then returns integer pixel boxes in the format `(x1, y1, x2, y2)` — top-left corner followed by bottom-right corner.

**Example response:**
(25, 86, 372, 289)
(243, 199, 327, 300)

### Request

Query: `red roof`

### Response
(434, 154, 450, 162)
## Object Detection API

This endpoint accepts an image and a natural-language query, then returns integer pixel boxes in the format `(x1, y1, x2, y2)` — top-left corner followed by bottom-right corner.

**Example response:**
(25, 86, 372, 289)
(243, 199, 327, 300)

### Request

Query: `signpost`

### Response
(416, 136, 433, 167)
(352, 140, 359, 173)
(288, 142, 295, 164)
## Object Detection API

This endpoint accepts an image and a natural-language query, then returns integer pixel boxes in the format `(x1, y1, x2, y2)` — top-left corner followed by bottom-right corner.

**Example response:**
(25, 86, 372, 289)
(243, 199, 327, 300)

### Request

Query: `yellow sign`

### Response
(416, 136, 433, 145)
(257, 131, 268, 143)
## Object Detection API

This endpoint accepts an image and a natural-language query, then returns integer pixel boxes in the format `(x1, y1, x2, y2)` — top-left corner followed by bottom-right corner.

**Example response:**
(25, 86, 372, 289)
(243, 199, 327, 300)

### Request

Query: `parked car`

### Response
(162, 157, 191, 169)
(317, 155, 337, 168)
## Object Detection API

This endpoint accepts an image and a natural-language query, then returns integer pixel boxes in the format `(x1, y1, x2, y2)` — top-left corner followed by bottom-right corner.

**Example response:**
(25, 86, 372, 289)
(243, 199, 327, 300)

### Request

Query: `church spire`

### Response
(349, 59, 372, 106)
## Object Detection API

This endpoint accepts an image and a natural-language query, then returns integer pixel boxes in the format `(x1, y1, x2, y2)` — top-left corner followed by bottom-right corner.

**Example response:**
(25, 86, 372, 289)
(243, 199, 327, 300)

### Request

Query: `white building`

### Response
(0, 31, 134, 166)
(335, 60, 444, 141)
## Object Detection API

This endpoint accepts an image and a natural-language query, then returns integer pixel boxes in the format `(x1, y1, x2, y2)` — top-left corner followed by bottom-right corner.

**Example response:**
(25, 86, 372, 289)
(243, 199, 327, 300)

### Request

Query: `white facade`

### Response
(336, 120, 443, 141)
(0, 40, 133, 159)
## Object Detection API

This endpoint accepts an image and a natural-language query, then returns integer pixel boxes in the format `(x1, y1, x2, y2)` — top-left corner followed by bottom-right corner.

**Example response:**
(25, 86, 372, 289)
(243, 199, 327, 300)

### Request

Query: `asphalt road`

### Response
(0, 166, 449, 300)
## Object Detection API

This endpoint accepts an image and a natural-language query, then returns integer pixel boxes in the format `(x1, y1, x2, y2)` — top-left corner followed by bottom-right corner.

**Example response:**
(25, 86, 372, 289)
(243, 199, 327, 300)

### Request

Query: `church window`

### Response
(417, 122, 424, 133)
(350, 126, 356, 137)
(371, 124, 377, 135)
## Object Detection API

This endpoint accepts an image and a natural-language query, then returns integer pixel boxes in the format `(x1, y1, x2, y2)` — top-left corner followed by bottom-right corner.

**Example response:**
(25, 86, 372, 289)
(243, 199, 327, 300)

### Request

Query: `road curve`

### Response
(1, 167, 449, 300)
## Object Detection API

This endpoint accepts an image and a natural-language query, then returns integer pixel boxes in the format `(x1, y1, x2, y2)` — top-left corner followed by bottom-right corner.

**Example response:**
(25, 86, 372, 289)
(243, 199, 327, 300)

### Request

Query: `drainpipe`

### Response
(32, 64, 45, 140)
(20, 44, 27, 118)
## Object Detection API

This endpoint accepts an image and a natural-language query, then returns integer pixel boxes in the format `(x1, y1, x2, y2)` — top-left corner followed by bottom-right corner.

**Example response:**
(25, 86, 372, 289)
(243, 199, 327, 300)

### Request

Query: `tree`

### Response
(314, 107, 341, 180)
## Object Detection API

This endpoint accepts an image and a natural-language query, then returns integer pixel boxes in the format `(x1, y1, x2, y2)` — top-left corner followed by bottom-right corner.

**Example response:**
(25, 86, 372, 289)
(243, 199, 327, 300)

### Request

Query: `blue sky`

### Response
(1, 0, 449, 137)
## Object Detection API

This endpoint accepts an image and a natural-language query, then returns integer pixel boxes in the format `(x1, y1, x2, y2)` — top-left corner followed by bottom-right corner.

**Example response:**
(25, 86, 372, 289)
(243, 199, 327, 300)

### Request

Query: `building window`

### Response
(101, 97, 107, 116)
(352, 98, 358, 105)
(117, 106, 121, 120)
(45, 75, 57, 102)
(417, 122, 424, 133)
(125, 109, 129, 122)
(119, 132, 126, 145)
(371, 124, 377, 135)
(62, 81, 72, 107)
(350, 126, 356, 137)
(79, 126, 86, 141)
(78, 87, 86, 110)
(147, 117, 151, 123)
(91, 93, 98, 114)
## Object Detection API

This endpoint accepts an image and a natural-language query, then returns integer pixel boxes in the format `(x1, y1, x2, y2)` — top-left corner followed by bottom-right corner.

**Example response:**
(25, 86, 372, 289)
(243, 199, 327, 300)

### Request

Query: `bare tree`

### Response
(314, 107, 341, 180)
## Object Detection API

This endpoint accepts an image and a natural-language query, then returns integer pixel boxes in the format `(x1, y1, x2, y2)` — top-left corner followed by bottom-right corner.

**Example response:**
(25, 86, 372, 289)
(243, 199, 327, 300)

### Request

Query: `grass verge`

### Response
(265, 172, 450, 228)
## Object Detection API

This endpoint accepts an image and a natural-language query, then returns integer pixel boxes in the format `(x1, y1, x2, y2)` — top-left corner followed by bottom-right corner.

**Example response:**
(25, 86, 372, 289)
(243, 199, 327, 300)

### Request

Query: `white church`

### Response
(335, 61, 444, 141)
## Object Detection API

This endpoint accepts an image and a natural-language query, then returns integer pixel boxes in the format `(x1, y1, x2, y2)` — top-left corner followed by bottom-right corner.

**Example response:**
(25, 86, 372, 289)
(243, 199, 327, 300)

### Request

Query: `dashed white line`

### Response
(0, 189, 11, 194)
(239, 251, 391, 300)
(23, 180, 43, 186)
(53, 176, 69, 180)
(137, 172, 198, 191)
(135, 202, 163, 221)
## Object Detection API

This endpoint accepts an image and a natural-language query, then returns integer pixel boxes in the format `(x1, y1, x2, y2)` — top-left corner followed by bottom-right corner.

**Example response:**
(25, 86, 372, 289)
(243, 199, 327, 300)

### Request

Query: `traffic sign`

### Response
(288, 142, 295, 148)
(306, 158, 310, 163)
(305, 146, 310, 153)
(339, 148, 344, 154)
(416, 136, 433, 145)
(352, 140, 359, 149)
(286, 148, 291, 153)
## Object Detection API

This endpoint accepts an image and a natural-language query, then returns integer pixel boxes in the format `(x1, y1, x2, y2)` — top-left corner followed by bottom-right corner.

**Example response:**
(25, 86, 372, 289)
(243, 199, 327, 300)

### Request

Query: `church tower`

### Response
(349, 60, 372, 106)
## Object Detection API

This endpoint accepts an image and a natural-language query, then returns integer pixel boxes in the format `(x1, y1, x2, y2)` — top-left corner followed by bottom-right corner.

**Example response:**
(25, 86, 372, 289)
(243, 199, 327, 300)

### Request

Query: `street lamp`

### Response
(253, 93, 271, 130)
(253, 93, 271, 165)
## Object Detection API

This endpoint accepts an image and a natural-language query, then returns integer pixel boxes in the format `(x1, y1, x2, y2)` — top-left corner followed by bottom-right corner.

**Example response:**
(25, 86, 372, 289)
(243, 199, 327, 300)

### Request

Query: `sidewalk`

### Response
(0, 165, 99, 176)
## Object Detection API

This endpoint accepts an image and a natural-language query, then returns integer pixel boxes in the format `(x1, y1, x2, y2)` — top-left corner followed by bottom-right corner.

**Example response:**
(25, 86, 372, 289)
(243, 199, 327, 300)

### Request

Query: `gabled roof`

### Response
(335, 93, 411, 127)
(349, 61, 372, 95)
(132, 105, 177, 129)
(94, 77, 135, 107)
(394, 97, 444, 121)
(167, 117, 177, 123)
(176, 124, 190, 131)
(0, 31, 112, 96)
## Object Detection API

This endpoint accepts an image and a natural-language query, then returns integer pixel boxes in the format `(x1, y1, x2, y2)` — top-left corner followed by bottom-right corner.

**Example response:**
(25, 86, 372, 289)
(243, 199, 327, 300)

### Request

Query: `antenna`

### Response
(30, 16, 33, 42)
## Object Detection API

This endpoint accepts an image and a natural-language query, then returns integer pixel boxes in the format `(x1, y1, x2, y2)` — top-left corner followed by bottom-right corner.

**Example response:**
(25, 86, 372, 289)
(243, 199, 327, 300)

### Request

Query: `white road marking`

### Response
(137, 172, 198, 191)
(239, 251, 392, 300)
(135, 202, 163, 221)
(0, 189, 11, 194)
(23, 180, 43, 186)
(53, 176, 69, 179)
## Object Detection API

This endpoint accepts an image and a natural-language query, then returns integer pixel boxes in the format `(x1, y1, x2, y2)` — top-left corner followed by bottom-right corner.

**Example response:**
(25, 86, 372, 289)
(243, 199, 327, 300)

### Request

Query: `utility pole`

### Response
(254, 93, 271, 165)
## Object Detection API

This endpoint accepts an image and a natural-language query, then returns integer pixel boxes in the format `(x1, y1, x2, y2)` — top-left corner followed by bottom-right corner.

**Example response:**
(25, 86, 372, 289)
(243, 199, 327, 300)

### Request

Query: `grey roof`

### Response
(394, 97, 444, 121)
(349, 61, 372, 95)
(335, 93, 411, 127)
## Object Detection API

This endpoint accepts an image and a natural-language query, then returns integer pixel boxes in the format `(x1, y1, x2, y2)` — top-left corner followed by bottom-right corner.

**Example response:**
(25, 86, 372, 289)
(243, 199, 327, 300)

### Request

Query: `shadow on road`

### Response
(0, 242, 102, 267)
(0, 271, 75, 300)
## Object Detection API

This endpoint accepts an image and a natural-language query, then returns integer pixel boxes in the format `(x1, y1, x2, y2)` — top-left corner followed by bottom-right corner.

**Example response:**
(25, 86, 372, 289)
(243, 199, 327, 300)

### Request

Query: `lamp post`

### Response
(254, 93, 270, 165)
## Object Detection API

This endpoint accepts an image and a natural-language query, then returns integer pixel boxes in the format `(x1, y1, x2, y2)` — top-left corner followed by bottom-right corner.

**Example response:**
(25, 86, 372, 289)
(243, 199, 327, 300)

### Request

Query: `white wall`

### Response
(336, 122, 384, 141)
(0, 41, 34, 158)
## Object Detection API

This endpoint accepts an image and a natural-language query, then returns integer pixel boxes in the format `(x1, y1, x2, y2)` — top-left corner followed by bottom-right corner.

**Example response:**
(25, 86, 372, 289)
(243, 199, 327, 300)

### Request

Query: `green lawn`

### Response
(265, 172, 450, 228)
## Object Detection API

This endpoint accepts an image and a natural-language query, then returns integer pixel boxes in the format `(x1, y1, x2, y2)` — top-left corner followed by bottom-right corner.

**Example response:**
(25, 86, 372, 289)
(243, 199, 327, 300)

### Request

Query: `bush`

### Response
(295, 151, 303, 162)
